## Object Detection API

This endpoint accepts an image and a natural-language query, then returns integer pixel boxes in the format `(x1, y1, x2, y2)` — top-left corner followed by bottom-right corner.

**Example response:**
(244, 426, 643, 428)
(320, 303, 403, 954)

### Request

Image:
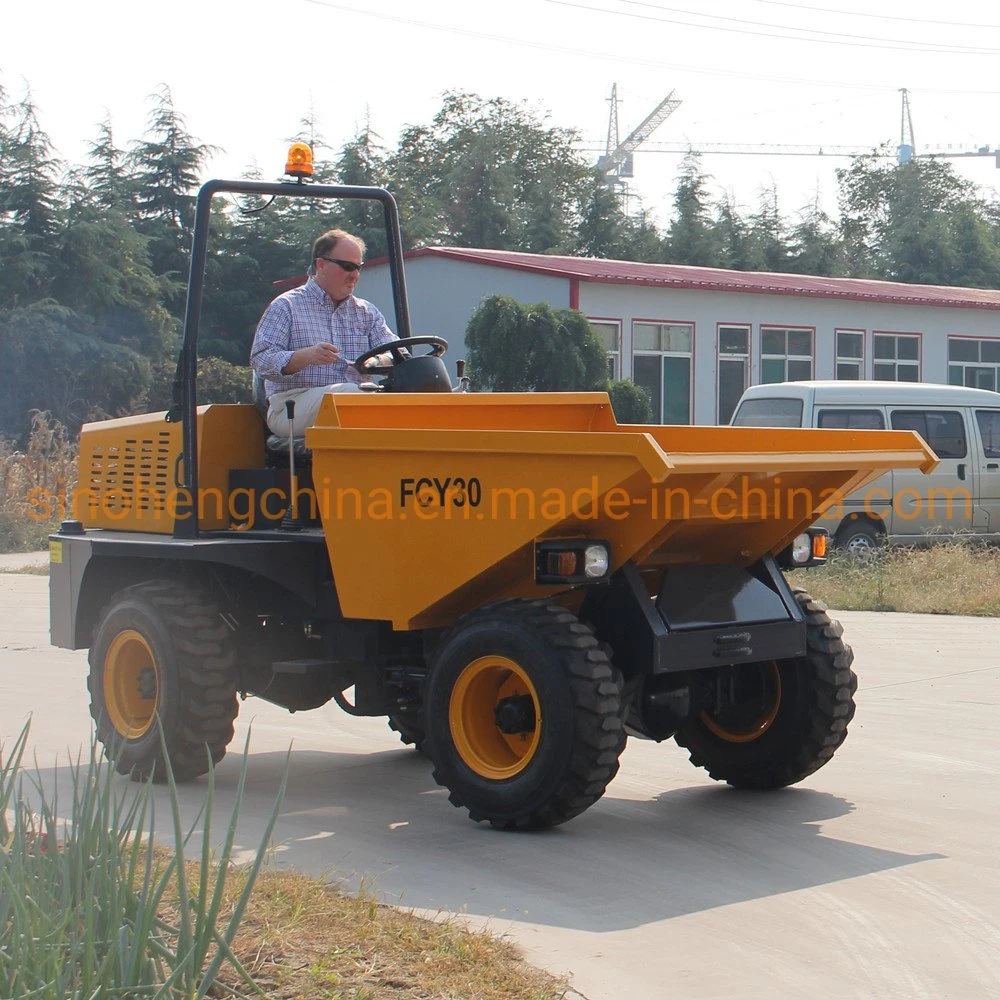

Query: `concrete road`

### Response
(0, 549, 48, 571)
(2, 572, 999, 999)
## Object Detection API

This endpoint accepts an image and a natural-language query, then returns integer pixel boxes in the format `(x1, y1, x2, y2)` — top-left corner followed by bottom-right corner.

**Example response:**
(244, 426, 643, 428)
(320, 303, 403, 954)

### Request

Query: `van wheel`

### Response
(836, 519, 881, 560)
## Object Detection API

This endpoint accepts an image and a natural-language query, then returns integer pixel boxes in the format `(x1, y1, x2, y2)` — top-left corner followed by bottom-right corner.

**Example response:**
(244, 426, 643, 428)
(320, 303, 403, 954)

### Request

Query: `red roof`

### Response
(400, 247, 1000, 311)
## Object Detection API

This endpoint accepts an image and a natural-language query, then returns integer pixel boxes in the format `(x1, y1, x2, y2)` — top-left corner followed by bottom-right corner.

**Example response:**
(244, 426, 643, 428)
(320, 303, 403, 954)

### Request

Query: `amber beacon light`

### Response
(285, 142, 314, 179)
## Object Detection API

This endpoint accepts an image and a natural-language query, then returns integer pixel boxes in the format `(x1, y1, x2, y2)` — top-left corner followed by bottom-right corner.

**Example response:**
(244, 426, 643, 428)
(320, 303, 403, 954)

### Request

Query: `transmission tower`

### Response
(898, 88, 916, 165)
(597, 88, 682, 187)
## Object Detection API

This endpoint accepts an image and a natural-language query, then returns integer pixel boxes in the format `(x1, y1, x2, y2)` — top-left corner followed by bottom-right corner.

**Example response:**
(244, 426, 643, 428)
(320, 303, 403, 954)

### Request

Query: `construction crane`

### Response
(597, 86, 682, 187)
(581, 139, 1000, 166)
(582, 89, 999, 169)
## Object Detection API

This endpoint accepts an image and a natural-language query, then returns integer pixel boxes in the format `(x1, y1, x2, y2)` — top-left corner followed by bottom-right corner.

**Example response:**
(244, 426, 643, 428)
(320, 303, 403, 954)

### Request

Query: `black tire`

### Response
(674, 587, 856, 789)
(836, 518, 882, 560)
(88, 580, 240, 782)
(424, 600, 625, 830)
(388, 710, 426, 753)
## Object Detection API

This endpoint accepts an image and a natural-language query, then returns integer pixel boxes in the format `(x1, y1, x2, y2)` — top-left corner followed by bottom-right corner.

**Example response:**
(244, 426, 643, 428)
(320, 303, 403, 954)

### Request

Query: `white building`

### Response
(361, 247, 1000, 425)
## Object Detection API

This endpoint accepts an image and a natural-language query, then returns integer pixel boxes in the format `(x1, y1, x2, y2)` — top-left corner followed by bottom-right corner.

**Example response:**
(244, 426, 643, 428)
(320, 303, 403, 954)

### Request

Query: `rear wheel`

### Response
(424, 600, 625, 830)
(674, 588, 856, 789)
(388, 710, 426, 753)
(836, 518, 882, 560)
(88, 580, 239, 781)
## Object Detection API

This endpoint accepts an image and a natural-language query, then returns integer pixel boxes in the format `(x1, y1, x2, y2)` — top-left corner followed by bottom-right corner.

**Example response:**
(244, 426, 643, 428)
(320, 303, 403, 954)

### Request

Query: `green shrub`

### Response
(144, 356, 253, 411)
(608, 379, 652, 423)
(466, 294, 610, 392)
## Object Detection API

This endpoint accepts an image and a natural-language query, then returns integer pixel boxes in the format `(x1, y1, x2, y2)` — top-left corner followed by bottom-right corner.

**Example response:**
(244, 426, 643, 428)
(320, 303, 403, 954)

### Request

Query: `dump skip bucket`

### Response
(306, 393, 935, 628)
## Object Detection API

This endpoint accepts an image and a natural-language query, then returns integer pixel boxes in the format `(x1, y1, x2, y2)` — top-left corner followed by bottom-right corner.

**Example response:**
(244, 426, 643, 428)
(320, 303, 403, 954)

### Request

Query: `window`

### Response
(873, 333, 920, 381)
(976, 410, 1000, 458)
(589, 320, 622, 380)
(717, 325, 750, 424)
(948, 338, 1000, 391)
(760, 327, 813, 384)
(731, 398, 803, 427)
(818, 409, 885, 430)
(891, 410, 966, 459)
(835, 330, 864, 380)
(632, 322, 693, 424)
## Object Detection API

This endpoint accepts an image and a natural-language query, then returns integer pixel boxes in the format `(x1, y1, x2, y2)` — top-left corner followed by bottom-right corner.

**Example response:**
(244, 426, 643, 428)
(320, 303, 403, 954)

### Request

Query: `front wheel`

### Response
(88, 580, 240, 781)
(674, 588, 856, 789)
(423, 600, 625, 830)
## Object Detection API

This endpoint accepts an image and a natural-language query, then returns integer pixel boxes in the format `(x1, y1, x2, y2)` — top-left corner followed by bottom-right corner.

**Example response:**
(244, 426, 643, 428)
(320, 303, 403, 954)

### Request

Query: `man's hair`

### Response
(312, 229, 366, 261)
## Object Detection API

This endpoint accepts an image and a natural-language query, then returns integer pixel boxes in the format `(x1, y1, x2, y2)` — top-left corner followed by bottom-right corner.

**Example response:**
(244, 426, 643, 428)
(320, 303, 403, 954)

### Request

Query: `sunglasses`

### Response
(318, 256, 363, 273)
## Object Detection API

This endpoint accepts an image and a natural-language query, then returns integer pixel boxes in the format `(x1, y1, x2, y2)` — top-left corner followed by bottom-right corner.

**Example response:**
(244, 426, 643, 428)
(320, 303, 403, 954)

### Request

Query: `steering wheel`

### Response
(353, 336, 448, 377)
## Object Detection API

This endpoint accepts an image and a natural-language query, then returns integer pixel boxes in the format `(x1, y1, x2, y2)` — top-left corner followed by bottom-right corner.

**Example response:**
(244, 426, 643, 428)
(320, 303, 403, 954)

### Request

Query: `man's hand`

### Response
(282, 342, 339, 375)
(362, 351, 393, 370)
(304, 342, 340, 366)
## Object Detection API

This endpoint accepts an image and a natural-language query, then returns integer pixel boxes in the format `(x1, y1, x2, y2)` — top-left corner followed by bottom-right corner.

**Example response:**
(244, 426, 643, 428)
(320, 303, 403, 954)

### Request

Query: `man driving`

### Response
(250, 228, 397, 436)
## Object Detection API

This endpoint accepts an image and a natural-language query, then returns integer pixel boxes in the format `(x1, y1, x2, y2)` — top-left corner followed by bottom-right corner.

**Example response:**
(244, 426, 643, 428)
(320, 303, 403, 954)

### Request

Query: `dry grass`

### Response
(790, 542, 1000, 616)
(155, 855, 568, 1000)
(0, 412, 77, 552)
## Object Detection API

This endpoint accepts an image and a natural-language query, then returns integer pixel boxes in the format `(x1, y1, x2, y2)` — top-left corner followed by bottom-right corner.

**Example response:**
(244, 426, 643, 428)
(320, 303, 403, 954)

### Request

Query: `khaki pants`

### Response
(266, 383, 361, 437)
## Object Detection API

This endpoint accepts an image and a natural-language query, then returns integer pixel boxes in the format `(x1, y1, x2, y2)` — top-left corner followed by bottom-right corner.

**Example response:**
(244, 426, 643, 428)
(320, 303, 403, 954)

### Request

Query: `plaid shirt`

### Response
(250, 278, 396, 397)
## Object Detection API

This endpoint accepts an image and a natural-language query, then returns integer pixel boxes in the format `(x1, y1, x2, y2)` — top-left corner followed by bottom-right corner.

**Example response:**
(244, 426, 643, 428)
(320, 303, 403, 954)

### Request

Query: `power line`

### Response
(546, 0, 1000, 55)
(292, 0, 881, 90)
(749, 0, 1000, 31)
(613, 0, 1000, 50)
(296, 0, 1000, 96)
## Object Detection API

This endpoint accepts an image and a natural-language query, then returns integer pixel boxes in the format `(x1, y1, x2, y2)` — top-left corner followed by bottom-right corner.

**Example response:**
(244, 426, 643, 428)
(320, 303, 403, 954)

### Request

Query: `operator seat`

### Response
(252, 371, 312, 464)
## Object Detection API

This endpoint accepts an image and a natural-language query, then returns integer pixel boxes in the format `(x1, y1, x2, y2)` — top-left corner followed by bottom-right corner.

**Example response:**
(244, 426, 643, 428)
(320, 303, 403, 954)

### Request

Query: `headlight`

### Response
(777, 528, 828, 569)
(536, 540, 612, 584)
(791, 533, 812, 565)
(584, 544, 609, 577)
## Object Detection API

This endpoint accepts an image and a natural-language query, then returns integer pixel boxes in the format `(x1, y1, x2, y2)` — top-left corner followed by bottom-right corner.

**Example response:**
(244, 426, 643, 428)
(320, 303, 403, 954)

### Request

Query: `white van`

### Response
(731, 381, 1000, 554)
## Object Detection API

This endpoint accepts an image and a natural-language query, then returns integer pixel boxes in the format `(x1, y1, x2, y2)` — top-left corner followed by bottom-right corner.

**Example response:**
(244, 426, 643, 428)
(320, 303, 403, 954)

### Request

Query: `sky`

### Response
(4, 0, 1000, 229)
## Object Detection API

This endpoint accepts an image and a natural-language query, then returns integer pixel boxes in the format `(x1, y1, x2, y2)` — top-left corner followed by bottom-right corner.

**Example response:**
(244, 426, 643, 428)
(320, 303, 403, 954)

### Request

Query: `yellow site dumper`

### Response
(49, 155, 937, 829)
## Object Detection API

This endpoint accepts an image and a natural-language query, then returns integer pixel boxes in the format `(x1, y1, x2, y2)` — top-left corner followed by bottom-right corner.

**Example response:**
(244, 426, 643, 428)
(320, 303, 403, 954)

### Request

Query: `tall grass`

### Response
(791, 542, 1000, 615)
(0, 412, 77, 552)
(0, 722, 285, 998)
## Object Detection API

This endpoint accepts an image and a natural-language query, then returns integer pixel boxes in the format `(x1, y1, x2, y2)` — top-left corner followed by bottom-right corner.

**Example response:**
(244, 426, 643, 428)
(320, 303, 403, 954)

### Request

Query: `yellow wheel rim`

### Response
(103, 630, 159, 738)
(701, 662, 782, 744)
(449, 655, 542, 780)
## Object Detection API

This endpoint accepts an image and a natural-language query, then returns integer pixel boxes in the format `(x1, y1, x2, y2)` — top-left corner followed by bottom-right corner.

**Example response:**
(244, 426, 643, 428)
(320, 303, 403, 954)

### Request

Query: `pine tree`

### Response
(748, 184, 790, 272)
(84, 115, 133, 210)
(0, 91, 63, 306)
(713, 194, 759, 271)
(624, 208, 666, 263)
(131, 86, 214, 229)
(574, 172, 632, 259)
(334, 124, 391, 258)
(665, 152, 719, 265)
(129, 86, 215, 309)
(785, 196, 842, 276)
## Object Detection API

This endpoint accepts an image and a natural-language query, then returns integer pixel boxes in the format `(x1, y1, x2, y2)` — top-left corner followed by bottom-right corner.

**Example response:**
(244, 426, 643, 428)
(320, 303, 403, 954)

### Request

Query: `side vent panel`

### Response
(78, 418, 182, 534)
